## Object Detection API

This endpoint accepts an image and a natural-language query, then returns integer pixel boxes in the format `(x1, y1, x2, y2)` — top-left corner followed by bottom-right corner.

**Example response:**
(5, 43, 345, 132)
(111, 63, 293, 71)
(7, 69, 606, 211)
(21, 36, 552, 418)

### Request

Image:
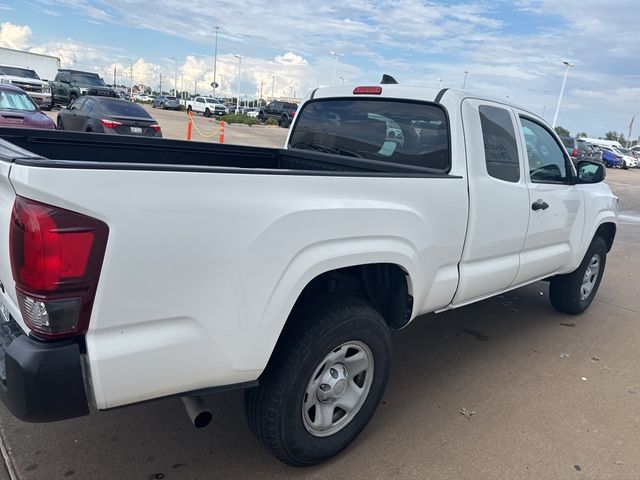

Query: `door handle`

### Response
(531, 199, 549, 211)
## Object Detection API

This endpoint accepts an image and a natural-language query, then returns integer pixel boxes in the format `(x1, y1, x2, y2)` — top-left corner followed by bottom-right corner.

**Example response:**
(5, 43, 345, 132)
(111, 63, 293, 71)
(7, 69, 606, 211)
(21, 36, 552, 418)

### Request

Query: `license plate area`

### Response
(130, 126, 142, 134)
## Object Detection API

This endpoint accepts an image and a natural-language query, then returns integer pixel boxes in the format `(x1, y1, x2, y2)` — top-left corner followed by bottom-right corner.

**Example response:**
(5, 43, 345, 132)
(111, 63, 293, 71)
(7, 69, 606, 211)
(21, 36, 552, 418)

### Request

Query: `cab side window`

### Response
(520, 117, 568, 183)
(479, 106, 520, 182)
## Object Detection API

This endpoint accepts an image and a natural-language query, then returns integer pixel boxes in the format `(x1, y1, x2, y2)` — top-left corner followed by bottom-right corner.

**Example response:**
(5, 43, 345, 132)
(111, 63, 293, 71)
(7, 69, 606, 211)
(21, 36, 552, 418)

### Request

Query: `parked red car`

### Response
(0, 83, 55, 129)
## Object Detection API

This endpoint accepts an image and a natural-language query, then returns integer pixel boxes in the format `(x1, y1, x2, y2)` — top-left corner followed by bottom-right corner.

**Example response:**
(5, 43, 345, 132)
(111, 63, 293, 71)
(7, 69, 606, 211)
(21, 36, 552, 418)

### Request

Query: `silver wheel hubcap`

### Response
(580, 253, 601, 300)
(302, 341, 374, 437)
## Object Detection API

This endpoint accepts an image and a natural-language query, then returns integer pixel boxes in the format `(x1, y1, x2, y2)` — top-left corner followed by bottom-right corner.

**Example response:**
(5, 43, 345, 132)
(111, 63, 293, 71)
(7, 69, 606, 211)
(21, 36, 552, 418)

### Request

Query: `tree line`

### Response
(554, 126, 638, 147)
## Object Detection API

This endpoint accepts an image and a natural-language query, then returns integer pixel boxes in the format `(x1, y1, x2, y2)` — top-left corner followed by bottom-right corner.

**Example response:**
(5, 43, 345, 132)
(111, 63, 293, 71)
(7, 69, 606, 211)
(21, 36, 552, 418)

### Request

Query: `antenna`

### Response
(380, 74, 398, 84)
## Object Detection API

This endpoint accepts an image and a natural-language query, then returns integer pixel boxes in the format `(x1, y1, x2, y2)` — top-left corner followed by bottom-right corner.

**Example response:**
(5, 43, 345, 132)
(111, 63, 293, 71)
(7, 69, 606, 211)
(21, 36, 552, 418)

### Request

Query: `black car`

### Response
(57, 96, 162, 137)
(257, 101, 298, 127)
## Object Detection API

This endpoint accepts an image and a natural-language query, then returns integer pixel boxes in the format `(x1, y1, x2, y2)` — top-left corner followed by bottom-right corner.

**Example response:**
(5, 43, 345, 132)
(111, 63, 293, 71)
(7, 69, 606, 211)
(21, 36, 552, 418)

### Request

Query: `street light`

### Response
(170, 57, 178, 96)
(552, 60, 575, 128)
(234, 54, 242, 114)
(330, 51, 343, 85)
(213, 26, 219, 98)
(462, 70, 468, 89)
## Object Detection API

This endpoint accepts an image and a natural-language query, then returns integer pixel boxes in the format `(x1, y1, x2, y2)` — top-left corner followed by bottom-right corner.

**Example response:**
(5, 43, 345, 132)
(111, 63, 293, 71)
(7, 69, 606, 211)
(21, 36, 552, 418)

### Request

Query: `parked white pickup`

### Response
(184, 96, 228, 117)
(0, 84, 618, 467)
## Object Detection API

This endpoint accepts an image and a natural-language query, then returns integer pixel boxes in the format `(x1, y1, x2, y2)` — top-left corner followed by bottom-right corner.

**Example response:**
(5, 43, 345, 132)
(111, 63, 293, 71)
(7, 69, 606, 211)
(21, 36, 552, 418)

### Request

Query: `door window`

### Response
(82, 98, 96, 112)
(479, 106, 520, 182)
(70, 98, 85, 110)
(520, 117, 569, 183)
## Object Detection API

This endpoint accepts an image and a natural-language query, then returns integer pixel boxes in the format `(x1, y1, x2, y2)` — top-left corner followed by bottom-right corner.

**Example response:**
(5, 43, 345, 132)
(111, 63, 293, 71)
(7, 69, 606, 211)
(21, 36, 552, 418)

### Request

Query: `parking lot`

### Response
(0, 150, 638, 479)
(44, 105, 290, 148)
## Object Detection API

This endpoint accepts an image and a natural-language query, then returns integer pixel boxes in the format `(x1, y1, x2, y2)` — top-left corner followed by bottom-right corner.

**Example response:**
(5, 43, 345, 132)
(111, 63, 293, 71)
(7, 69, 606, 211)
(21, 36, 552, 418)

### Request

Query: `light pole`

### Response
(552, 61, 575, 128)
(128, 58, 134, 95)
(234, 54, 242, 114)
(213, 26, 219, 98)
(338, 76, 346, 85)
(170, 57, 178, 96)
(271, 75, 275, 101)
(462, 70, 468, 89)
(330, 51, 343, 85)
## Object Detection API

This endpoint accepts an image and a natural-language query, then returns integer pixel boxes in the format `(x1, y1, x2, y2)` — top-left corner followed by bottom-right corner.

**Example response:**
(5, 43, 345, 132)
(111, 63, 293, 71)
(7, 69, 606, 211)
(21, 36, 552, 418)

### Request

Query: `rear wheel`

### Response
(279, 115, 290, 128)
(550, 236, 607, 314)
(245, 298, 391, 466)
(69, 93, 78, 104)
(56, 117, 64, 130)
(204, 108, 211, 118)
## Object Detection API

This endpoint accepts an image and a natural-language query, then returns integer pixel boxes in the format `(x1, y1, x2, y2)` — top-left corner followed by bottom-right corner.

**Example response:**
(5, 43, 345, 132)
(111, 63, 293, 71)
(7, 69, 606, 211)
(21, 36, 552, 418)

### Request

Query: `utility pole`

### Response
(234, 54, 242, 114)
(271, 75, 275, 101)
(628, 116, 635, 147)
(171, 57, 178, 97)
(330, 51, 343, 85)
(552, 61, 574, 128)
(462, 70, 468, 89)
(129, 59, 134, 95)
(213, 26, 220, 98)
(159, 73, 163, 94)
(113, 66, 116, 88)
(180, 74, 184, 99)
(259, 81, 263, 106)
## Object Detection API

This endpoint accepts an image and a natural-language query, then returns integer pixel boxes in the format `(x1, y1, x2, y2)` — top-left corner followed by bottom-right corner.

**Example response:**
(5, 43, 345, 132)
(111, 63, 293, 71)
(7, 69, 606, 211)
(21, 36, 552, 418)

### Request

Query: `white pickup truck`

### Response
(0, 83, 617, 466)
(0, 64, 52, 109)
(184, 96, 228, 117)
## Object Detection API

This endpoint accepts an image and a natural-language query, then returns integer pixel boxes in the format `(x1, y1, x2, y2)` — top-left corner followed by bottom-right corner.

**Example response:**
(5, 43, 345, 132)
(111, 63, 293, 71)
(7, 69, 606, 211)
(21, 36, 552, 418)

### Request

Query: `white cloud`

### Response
(274, 52, 308, 66)
(0, 22, 31, 50)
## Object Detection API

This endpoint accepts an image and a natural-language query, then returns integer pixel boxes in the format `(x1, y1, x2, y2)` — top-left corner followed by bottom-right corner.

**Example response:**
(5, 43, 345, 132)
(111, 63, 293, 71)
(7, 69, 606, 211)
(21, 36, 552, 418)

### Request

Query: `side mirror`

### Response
(576, 160, 605, 184)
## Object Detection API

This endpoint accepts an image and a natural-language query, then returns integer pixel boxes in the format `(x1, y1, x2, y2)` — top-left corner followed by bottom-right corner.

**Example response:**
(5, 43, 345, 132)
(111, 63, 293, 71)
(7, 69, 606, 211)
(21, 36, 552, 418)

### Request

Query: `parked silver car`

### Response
(152, 95, 181, 110)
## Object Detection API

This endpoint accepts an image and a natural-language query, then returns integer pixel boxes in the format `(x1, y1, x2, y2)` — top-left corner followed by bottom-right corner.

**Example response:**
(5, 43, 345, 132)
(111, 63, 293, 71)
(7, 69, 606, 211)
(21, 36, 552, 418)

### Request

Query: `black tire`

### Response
(245, 298, 391, 466)
(550, 236, 607, 315)
(56, 117, 64, 130)
(257, 112, 265, 122)
(204, 108, 211, 118)
(69, 93, 78, 104)
(279, 115, 290, 128)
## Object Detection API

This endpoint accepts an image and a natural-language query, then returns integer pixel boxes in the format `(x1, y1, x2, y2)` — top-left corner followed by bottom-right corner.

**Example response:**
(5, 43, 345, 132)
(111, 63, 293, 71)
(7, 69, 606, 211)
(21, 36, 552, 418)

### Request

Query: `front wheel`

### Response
(550, 236, 607, 314)
(245, 298, 391, 466)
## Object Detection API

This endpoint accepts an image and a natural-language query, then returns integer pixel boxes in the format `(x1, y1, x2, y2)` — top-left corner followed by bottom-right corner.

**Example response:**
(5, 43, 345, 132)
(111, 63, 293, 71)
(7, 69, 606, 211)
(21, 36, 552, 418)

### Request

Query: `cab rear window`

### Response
(289, 99, 450, 172)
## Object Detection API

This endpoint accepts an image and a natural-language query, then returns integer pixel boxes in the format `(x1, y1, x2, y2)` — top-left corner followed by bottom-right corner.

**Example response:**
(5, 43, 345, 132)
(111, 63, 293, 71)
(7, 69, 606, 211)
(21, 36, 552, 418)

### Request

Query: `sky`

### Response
(0, 0, 639, 138)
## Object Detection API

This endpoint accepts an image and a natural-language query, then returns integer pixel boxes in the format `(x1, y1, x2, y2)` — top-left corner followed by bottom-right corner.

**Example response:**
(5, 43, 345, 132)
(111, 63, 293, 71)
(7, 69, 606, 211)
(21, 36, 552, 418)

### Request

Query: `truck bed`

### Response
(0, 127, 447, 176)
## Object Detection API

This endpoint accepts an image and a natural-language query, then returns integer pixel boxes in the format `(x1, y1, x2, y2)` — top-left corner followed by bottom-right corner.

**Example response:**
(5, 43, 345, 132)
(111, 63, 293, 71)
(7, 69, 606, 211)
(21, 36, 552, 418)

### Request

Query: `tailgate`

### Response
(0, 139, 40, 330)
(0, 140, 38, 379)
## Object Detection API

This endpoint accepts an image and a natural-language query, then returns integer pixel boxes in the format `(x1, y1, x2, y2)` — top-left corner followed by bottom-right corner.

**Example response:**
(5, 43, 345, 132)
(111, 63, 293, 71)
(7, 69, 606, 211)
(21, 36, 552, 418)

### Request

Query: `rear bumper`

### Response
(0, 327, 89, 422)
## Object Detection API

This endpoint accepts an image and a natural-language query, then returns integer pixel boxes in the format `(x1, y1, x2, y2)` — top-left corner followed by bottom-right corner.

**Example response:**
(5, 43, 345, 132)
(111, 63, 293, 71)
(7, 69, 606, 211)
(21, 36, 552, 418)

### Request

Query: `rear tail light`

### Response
(101, 119, 122, 129)
(353, 86, 382, 95)
(150, 124, 161, 133)
(10, 196, 109, 339)
(571, 148, 578, 158)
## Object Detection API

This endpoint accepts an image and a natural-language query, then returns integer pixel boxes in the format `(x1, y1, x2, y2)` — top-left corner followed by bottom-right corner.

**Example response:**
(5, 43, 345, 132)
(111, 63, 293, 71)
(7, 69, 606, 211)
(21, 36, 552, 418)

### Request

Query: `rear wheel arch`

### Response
(282, 263, 413, 337)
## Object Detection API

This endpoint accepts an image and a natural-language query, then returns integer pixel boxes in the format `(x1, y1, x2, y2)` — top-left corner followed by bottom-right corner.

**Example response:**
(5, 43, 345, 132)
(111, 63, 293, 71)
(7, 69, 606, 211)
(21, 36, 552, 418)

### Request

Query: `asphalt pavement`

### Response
(0, 130, 638, 479)
(44, 105, 290, 148)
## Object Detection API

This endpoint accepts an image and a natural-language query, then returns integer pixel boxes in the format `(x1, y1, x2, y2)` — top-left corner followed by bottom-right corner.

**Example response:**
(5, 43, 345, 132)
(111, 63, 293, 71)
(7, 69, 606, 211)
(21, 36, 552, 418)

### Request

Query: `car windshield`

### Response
(71, 74, 106, 86)
(167, 96, 176, 100)
(100, 99, 152, 118)
(0, 66, 40, 79)
(205, 99, 220, 104)
(289, 98, 450, 171)
(0, 90, 38, 111)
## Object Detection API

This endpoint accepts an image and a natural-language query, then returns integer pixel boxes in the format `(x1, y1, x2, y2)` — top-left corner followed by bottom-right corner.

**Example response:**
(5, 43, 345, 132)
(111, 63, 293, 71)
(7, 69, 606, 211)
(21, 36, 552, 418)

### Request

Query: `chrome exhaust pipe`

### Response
(181, 396, 212, 428)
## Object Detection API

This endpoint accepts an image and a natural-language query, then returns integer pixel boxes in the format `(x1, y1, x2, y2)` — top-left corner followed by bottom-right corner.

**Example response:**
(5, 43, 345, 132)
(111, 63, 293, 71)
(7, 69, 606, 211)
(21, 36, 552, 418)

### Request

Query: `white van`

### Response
(578, 137, 622, 149)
